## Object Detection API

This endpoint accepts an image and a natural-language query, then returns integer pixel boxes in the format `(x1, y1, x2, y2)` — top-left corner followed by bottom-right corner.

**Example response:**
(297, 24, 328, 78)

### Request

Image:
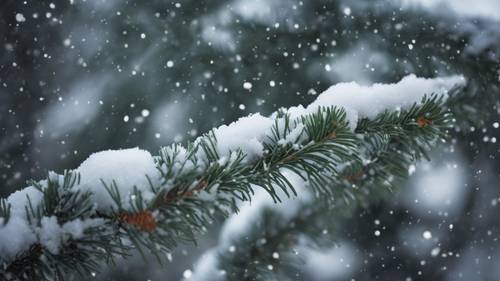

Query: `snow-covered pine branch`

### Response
(0, 74, 464, 281)
(185, 105, 447, 280)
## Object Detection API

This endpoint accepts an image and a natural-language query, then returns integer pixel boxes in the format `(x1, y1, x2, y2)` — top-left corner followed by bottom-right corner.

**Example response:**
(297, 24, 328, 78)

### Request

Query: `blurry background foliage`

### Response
(1, 0, 499, 280)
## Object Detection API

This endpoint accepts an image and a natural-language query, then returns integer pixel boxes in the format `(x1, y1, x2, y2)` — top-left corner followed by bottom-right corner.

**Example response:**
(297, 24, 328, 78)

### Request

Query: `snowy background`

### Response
(1, 0, 499, 280)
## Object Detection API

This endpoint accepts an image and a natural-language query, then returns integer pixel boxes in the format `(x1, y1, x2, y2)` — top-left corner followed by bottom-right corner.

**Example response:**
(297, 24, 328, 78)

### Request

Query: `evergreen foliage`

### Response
(1, 93, 452, 280)
(1, 0, 499, 280)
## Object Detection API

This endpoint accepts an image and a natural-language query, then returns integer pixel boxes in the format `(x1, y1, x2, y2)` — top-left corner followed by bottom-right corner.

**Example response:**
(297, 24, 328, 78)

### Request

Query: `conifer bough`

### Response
(0, 75, 464, 280)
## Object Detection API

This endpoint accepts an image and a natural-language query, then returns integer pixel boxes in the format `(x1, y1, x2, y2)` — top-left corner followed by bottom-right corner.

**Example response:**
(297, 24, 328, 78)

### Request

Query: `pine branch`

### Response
(0, 75, 461, 280)
(179, 2, 500, 278)
(186, 95, 453, 281)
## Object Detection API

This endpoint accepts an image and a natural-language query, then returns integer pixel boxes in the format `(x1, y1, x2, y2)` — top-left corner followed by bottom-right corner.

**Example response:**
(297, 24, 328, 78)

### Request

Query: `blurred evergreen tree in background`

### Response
(1, 0, 499, 280)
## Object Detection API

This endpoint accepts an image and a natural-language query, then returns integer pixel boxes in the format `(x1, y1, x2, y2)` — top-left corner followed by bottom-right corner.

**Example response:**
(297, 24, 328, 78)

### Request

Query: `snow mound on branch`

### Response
(0, 186, 44, 261)
(212, 113, 274, 159)
(0, 216, 37, 262)
(287, 74, 465, 130)
(38, 216, 104, 254)
(0, 149, 160, 261)
(212, 74, 464, 158)
(0, 186, 104, 261)
(76, 147, 162, 210)
(312, 74, 463, 119)
(6, 186, 44, 218)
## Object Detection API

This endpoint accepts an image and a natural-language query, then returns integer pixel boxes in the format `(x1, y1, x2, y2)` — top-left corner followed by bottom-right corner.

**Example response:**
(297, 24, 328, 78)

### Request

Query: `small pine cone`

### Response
(417, 116, 433, 127)
(327, 131, 337, 139)
(119, 210, 157, 232)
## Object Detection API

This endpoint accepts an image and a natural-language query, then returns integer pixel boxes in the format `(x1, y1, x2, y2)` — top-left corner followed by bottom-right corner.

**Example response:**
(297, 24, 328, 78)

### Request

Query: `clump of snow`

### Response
(38, 216, 104, 254)
(313, 74, 464, 119)
(0, 186, 44, 261)
(0, 216, 37, 262)
(286, 74, 465, 130)
(76, 147, 162, 210)
(212, 114, 274, 160)
(208, 75, 464, 158)
(62, 218, 103, 238)
(39, 216, 63, 254)
(0, 182, 107, 261)
(0, 213, 105, 261)
(6, 186, 44, 218)
(277, 122, 306, 146)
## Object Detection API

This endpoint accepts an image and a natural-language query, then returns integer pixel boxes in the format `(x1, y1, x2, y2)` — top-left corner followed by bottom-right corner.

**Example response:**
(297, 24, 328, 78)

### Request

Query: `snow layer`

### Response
(6, 186, 44, 218)
(76, 147, 162, 210)
(208, 74, 464, 158)
(0, 183, 105, 261)
(0, 216, 37, 262)
(0, 186, 44, 261)
(286, 74, 465, 130)
(184, 74, 464, 280)
(212, 113, 274, 159)
(38, 216, 104, 254)
(0, 148, 160, 261)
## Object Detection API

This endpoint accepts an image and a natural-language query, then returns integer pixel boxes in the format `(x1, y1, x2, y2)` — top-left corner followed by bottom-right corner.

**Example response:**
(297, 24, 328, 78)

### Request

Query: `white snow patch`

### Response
(0, 184, 106, 261)
(38, 216, 104, 254)
(39, 216, 63, 254)
(212, 113, 274, 160)
(286, 74, 465, 130)
(0, 216, 37, 261)
(0, 187, 43, 261)
(76, 147, 162, 210)
(209, 74, 464, 158)
(6, 186, 44, 218)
